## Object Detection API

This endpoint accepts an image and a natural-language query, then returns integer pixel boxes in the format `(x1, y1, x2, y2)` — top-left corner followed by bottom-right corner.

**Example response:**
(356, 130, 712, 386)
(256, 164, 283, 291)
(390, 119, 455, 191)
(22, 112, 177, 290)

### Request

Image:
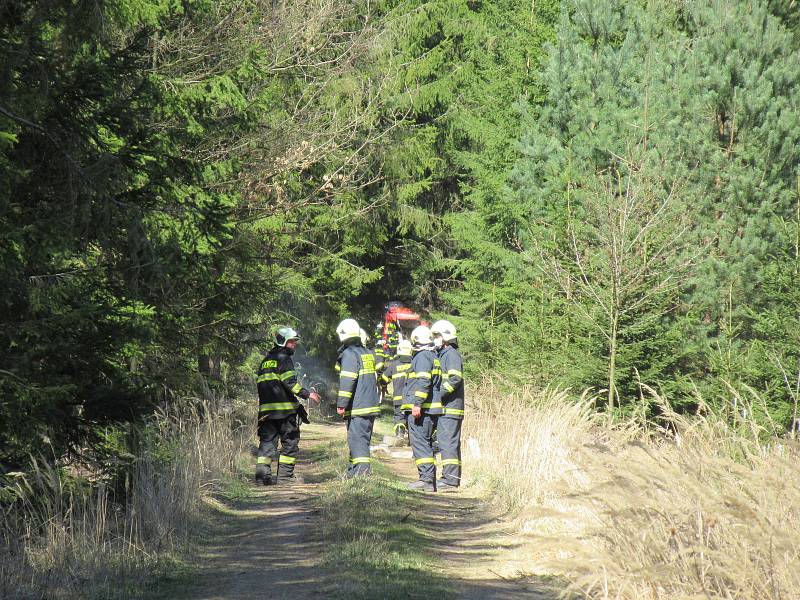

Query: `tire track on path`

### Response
(149, 419, 557, 599)
(376, 442, 558, 599)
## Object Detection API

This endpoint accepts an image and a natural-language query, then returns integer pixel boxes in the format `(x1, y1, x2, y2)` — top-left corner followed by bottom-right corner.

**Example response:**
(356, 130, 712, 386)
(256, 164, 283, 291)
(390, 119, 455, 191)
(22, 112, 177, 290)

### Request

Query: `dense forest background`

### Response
(2, 0, 799, 470)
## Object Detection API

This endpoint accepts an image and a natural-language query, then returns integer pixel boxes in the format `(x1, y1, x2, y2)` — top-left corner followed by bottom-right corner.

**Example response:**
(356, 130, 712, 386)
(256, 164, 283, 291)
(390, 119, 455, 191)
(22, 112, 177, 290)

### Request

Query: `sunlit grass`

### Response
(0, 392, 251, 600)
(315, 436, 452, 600)
(463, 379, 800, 599)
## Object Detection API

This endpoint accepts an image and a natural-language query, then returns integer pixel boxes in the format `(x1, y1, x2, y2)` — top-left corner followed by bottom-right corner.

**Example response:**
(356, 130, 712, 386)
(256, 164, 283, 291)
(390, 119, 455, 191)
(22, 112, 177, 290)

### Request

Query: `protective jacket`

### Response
(403, 348, 442, 416)
(438, 344, 464, 419)
(257, 347, 310, 420)
(375, 345, 387, 373)
(386, 322, 399, 356)
(382, 355, 413, 409)
(336, 341, 380, 418)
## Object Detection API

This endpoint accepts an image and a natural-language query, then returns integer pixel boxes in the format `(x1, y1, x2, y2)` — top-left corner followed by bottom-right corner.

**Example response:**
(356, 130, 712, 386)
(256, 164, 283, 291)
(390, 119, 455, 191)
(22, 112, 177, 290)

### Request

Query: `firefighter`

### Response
(432, 319, 464, 491)
(403, 325, 442, 492)
(336, 319, 381, 477)
(365, 329, 387, 374)
(386, 320, 400, 357)
(381, 339, 413, 440)
(256, 327, 321, 485)
(375, 339, 389, 369)
(375, 339, 390, 403)
(373, 320, 385, 356)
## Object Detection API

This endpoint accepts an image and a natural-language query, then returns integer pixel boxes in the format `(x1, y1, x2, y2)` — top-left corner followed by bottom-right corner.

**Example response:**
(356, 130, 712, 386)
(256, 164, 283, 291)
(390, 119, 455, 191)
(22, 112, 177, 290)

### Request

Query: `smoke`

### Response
(292, 347, 338, 404)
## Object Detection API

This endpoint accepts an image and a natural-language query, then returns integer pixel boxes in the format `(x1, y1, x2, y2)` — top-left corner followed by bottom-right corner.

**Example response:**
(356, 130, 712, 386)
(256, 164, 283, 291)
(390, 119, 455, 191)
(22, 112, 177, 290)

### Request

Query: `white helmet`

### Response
(431, 319, 457, 342)
(359, 328, 368, 345)
(410, 325, 433, 347)
(397, 339, 413, 357)
(336, 318, 361, 342)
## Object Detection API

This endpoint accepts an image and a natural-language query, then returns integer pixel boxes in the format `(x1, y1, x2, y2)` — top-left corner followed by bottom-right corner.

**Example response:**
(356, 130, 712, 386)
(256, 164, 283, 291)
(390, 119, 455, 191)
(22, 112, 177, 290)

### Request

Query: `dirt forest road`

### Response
(150, 420, 556, 600)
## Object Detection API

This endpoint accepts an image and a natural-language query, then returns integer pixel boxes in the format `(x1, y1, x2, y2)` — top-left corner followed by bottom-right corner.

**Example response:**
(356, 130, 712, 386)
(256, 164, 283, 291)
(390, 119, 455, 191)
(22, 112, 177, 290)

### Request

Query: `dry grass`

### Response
(0, 392, 251, 600)
(463, 380, 597, 513)
(463, 380, 800, 600)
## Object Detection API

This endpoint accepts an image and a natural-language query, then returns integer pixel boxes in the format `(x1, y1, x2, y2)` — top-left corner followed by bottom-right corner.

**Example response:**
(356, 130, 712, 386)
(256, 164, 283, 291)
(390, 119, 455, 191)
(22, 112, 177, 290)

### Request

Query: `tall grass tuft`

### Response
(463, 379, 800, 599)
(0, 392, 251, 600)
(463, 379, 597, 512)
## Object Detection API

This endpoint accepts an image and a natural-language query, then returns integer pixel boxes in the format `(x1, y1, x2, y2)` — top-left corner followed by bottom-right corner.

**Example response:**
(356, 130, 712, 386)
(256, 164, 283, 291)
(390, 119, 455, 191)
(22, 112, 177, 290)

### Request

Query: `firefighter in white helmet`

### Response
(431, 319, 464, 491)
(335, 318, 380, 476)
(402, 325, 442, 491)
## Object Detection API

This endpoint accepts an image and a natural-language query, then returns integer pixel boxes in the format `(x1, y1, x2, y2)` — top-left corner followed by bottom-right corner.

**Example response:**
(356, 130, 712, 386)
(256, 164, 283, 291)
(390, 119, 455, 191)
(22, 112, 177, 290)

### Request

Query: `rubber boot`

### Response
(255, 463, 274, 486)
(408, 479, 436, 492)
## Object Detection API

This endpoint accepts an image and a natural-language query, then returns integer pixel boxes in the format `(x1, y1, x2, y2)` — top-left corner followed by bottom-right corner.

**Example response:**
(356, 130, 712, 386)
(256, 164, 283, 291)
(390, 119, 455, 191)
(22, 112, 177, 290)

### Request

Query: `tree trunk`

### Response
(608, 314, 618, 411)
(198, 354, 222, 381)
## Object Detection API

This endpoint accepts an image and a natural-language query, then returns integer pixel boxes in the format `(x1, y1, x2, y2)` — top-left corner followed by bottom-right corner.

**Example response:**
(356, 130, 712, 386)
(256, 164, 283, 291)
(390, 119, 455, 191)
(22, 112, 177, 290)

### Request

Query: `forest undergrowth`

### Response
(3, 379, 798, 599)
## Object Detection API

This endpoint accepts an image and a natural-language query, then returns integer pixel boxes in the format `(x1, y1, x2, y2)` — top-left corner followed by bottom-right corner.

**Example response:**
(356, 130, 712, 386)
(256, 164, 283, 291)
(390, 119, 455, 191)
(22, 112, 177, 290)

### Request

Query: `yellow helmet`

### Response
(397, 340, 413, 356)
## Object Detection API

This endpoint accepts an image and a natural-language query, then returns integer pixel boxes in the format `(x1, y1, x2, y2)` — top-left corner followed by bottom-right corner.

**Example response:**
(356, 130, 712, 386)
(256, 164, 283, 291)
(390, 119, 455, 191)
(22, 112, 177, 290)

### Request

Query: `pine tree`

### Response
(512, 0, 800, 415)
(358, 0, 560, 378)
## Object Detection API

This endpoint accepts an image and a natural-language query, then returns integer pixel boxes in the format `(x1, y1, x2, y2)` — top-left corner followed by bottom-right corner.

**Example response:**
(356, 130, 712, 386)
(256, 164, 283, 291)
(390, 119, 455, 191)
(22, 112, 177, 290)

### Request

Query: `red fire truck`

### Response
(376, 301, 429, 350)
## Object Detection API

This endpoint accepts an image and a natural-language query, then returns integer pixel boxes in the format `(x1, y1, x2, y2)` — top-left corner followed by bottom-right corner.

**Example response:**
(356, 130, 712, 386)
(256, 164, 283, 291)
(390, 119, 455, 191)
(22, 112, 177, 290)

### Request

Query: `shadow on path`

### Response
(148, 426, 339, 600)
(149, 422, 562, 600)
(378, 449, 562, 600)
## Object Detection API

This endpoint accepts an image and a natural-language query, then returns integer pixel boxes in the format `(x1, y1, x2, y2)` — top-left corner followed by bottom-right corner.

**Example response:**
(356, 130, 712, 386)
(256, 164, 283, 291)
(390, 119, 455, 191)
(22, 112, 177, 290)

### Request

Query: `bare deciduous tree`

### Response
(154, 0, 406, 221)
(527, 152, 699, 410)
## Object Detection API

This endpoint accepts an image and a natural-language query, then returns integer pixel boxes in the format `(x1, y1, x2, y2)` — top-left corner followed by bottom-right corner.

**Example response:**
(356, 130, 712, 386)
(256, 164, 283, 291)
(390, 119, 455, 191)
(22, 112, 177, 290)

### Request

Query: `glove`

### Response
(296, 403, 310, 424)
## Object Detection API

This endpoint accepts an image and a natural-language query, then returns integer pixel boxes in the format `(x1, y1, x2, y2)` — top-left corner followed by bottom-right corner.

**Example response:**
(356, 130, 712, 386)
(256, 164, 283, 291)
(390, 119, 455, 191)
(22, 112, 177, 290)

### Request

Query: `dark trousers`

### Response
(437, 416, 462, 486)
(346, 416, 375, 477)
(393, 403, 408, 435)
(257, 415, 299, 480)
(409, 413, 438, 482)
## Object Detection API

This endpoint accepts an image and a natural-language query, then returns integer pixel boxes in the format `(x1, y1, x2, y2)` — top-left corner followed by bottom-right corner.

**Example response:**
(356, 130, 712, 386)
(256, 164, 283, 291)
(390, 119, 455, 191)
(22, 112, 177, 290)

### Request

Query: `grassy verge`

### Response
(463, 380, 800, 600)
(0, 392, 252, 600)
(314, 414, 453, 600)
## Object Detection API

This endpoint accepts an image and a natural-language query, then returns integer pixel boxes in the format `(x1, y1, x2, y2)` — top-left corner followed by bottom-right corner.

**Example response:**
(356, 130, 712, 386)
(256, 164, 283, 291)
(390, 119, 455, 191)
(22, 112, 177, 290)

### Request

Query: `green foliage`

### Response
(3, 0, 800, 472)
(0, 0, 393, 468)
(508, 0, 800, 417)
(352, 0, 561, 378)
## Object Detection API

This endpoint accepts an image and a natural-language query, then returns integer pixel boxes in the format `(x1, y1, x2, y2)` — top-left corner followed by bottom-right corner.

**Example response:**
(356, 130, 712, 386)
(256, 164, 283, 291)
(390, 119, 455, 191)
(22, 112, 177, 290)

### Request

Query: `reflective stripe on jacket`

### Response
(336, 342, 381, 418)
(382, 356, 413, 410)
(257, 347, 310, 420)
(402, 349, 442, 415)
(438, 344, 464, 418)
